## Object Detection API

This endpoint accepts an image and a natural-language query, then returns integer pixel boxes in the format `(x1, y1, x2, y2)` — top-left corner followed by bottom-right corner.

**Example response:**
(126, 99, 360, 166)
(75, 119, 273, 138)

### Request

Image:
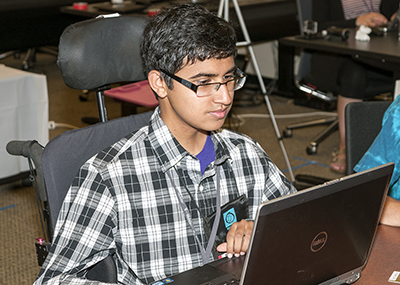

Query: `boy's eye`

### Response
(223, 74, 235, 80)
(196, 79, 212, 85)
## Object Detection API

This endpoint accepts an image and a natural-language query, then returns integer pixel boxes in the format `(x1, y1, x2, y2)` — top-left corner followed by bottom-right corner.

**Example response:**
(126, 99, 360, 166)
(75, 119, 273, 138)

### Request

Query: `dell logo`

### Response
(311, 232, 328, 252)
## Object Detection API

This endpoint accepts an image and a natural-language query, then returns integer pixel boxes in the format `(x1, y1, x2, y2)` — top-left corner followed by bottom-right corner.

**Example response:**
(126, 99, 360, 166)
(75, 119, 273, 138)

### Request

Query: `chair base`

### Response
(306, 119, 338, 154)
(0, 50, 21, 60)
(21, 47, 58, 71)
(283, 117, 338, 154)
(1, 47, 58, 71)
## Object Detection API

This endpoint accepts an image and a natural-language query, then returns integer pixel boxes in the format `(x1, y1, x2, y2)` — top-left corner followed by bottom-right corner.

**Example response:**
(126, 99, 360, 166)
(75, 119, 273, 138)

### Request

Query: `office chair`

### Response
(57, 14, 149, 123)
(282, 0, 338, 155)
(295, 100, 391, 189)
(345, 101, 391, 175)
(6, 111, 153, 282)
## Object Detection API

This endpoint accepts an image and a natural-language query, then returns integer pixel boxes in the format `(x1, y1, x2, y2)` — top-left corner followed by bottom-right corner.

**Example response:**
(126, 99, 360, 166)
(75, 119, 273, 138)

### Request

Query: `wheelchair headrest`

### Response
(58, 14, 149, 90)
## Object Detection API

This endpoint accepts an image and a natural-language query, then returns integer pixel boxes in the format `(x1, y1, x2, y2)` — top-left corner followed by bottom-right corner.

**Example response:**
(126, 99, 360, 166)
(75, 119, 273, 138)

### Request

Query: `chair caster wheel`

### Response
(283, 129, 292, 138)
(79, 90, 89, 101)
(79, 94, 88, 101)
(22, 62, 29, 71)
(21, 177, 32, 187)
(306, 145, 317, 155)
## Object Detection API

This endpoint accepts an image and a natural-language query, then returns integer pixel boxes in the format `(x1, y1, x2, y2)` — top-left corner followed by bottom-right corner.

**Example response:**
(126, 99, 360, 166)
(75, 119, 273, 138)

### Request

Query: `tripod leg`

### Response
(223, 0, 295, 182)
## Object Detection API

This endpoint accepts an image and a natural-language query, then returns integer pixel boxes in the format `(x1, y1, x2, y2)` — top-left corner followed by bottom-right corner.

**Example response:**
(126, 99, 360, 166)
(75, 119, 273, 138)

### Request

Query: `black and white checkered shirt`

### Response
(34, 108, 296, 284)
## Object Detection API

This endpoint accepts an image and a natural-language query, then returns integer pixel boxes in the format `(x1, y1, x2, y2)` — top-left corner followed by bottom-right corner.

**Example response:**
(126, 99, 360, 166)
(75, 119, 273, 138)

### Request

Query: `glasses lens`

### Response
(233, 75, 246, 91)
(196, 84, 216, 97)
(195, 69, 246, 97)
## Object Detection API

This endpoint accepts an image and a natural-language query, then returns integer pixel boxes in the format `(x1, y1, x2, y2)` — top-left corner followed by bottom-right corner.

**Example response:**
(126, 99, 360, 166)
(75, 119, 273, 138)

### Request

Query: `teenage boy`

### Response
(34, 4, 296, 284)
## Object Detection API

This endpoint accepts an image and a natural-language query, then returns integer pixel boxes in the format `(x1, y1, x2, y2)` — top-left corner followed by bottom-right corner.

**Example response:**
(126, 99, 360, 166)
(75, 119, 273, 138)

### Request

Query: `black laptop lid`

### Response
(241, 163, 393, 285)
(150, 163, 393, 285)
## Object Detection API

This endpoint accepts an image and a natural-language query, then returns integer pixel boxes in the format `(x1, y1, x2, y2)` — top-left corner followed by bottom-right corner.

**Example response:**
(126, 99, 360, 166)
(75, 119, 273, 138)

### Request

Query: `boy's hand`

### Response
(216, 219, 254, 258)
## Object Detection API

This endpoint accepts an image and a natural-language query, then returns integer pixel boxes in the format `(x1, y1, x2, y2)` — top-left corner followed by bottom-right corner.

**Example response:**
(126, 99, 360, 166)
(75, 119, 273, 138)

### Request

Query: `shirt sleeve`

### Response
(33, 164, 118, 285)
(250, 140, 297, 203)
(263, 156, 297, 201)
(354, 98, 400, 200)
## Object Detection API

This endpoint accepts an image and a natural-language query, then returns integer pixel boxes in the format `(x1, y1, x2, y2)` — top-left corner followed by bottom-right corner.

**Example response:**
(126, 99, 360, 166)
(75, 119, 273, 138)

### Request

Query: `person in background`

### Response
(306, 0, 399, 174)
(33, 4, 296, 284)
(354, 95, 400, 227)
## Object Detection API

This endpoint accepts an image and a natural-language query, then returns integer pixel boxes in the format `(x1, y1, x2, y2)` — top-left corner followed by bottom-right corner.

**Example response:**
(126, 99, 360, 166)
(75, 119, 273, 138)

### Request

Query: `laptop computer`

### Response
(150, 163, 393, 285)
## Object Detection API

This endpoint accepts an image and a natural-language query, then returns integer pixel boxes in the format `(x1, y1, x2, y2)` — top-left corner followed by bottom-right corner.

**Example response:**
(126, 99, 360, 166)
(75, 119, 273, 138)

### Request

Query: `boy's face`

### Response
(159, 56, 236, 135)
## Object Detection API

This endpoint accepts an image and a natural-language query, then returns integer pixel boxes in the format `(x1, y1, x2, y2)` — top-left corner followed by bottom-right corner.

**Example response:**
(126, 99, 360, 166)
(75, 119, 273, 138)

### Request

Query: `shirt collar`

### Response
(147, 107, 232, 172)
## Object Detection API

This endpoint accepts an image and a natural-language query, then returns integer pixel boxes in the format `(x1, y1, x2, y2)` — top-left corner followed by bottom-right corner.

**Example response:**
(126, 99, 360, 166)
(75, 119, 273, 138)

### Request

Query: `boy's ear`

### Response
(148, 70, 168, 99)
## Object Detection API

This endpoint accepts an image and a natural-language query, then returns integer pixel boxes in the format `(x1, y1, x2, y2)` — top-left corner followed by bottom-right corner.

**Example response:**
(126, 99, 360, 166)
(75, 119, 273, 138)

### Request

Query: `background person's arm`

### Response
(380, 196, 400, 227)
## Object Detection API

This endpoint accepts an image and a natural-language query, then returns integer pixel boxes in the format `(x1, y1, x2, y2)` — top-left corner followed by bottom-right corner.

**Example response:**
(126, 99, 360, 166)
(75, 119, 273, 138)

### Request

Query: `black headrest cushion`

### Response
(58, 15, 149, 90)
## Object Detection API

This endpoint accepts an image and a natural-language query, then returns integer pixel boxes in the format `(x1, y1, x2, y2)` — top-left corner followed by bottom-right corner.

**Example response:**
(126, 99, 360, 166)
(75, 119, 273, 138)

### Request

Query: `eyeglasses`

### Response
(160, 68, 247, 97)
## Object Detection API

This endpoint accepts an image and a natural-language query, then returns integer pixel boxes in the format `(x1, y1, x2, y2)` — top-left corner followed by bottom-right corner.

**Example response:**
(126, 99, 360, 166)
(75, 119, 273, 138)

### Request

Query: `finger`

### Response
(371, 17, 387, 25)
(232, 220, 248, 257)
(366, 18, 379, 27)
(358, 13, 387, 27)
(217, 242, 227, 253)
(240, 221, 254, 254)
(232, 220, 253, 255)
(225, 223, 237, 258)
(370, 14, 388, 23)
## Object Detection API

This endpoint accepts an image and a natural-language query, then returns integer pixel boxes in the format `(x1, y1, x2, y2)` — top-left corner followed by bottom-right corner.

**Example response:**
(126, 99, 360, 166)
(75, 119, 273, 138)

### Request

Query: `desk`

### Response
(357, 225, 400, 284)
(60, 0, 299, 43)
(0, 64, 49, 183)
(277, 29, 400, 96)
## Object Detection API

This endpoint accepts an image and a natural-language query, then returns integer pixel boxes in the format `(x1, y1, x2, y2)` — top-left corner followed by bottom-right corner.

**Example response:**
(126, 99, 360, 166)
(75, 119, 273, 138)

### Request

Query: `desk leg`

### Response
(277, 43, 295, 97)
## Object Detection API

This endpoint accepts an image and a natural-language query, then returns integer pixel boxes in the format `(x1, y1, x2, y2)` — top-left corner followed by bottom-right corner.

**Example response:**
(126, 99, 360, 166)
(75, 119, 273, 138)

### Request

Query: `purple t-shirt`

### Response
(196, 135, 215, 175)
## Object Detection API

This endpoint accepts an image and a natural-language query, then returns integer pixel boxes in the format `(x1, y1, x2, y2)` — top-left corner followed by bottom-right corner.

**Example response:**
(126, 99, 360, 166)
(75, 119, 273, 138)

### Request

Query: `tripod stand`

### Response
(218, 0, 295, 182)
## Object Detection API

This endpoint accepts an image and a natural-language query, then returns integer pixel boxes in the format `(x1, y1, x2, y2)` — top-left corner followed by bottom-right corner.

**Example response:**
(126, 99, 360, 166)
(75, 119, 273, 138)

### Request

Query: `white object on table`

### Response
(355, 25, 371, 41)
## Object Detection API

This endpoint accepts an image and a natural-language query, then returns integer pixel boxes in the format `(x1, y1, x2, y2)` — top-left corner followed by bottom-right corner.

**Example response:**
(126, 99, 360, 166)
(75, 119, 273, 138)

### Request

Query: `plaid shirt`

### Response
(34, 108, 296, 285)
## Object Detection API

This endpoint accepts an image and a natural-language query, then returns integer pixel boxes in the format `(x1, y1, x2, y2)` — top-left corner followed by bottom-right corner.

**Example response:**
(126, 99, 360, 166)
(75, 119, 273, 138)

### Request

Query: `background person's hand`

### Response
(356, 12, 388, 27)
(216, 219, 254, 258)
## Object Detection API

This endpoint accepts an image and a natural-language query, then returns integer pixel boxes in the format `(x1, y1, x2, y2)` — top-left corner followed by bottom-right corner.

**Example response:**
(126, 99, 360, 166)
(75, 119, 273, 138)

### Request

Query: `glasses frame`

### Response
(160, 68, 246, 97)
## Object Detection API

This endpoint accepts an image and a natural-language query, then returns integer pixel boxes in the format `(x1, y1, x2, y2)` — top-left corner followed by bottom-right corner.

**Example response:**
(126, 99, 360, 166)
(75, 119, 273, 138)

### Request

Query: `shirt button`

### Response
(199, 185, 204, 192)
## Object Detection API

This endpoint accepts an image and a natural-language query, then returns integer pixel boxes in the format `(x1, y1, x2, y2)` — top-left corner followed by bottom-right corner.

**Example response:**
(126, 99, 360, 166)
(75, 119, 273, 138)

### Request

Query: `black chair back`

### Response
(41, 111, 153, 283)
(42, 111, 153, 231)
(345, 101, 391, 175)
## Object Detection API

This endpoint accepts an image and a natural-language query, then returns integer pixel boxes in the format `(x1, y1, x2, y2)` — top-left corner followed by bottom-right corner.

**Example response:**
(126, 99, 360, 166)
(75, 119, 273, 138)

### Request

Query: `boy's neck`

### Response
(159, 108, 207, 155)
(172, 127, 208, 156)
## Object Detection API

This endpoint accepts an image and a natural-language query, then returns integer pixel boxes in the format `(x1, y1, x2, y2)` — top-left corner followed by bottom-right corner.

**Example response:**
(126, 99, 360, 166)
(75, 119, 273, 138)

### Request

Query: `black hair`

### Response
(140, 4, 237, 88)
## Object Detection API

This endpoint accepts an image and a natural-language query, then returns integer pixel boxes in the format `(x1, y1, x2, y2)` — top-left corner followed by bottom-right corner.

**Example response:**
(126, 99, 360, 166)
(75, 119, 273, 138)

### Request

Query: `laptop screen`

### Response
(241, 163, 393, 285)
